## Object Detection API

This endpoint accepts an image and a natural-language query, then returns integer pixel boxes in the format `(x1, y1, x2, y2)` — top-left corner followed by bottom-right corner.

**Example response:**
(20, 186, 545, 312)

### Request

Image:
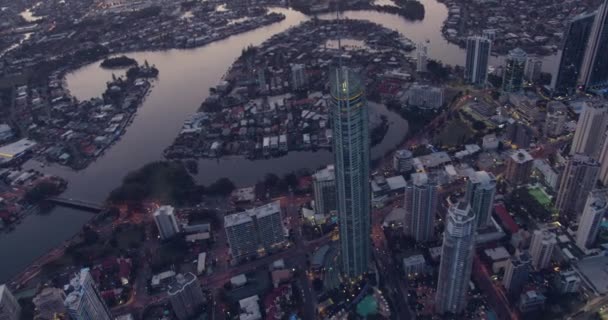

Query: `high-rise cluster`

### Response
(556, 0, 608, 94)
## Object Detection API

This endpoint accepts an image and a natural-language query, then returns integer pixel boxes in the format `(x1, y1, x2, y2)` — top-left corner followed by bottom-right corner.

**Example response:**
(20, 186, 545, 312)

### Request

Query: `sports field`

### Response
(528, 187, 552, 207)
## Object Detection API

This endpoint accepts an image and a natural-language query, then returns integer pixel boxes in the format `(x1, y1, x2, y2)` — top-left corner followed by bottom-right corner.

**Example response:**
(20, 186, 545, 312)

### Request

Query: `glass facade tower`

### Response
(329, 66, 371, 279)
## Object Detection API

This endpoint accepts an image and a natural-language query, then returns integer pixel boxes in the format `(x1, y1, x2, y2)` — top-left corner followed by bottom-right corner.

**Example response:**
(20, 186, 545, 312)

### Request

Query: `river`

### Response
(0, 0, 562, 282)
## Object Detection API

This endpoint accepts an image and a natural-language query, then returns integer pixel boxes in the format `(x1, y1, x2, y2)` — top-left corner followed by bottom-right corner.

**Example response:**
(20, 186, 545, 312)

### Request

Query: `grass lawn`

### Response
(528, 187, 552, 207)
(433, 119, 473, 147)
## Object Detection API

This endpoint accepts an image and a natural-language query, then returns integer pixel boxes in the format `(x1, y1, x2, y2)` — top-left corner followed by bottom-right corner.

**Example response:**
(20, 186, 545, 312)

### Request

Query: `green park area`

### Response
(433, 119, 474, 147)
(528, 187, 552, 208)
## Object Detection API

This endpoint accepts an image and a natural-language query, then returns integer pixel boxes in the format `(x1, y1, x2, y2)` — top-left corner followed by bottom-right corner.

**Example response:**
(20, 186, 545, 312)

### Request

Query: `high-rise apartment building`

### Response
(502, 48, 527, 92)
(570, 101, 608, 159)
(503, 252, 531, 299)
(576, 190, 607, 250)
(529, 230, 557, 270)
(290, 64, 307, 90)
(404, 172, 438, 242)
(555, 154, 600, 219)
(543, 101, 568, 138)
(505, 149, 533, 185)
(0, 285, 21, 320)
(466, 171, 497, 229)
(436, 202, 476, 315)
(416, 42, 428, 73)
(168, 273, 205, 320)
(580, 0, 608, 90)
(598, 132, 608, 185)
(555, 12, 596, 94)
(524, 57, 542, 83)
(330, 66, 371, 278)
(465, 36, 491, 87)
(33, 287, 66, 319)
(64, 268, 112, 320)
(393, 149, 414, 173)
(312, 165, 336, 216)
(153, 205, 181, 240)
(224, 201, 286, 262)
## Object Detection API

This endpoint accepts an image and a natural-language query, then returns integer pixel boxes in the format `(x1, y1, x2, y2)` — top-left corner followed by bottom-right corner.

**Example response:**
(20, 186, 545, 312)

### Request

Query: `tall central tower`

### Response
(330, 66, 371, 279)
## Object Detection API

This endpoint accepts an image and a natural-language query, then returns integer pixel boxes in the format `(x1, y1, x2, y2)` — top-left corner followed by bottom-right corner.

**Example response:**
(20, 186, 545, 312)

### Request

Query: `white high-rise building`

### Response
(543, 101, 568, 138)
(290, 64, 307, 90)
(416, 42, 428, 73)
(224, 201, 286, 261)
(435, 202, 476, 315)
(0, 285, 21, 320)
(168, 273, 205, 320)
(529, 230, 557, 270)
(576, 190, 607, 250)
(153, 205, 181, 240)
(570, 100, 608, 159)
(312, 165, 336, 216)
(525, 57, 543, 82)
(64, 268, 112, 320)
(465, 36, 491, 87)
(404, 173, 438, 242)
(466, 171, 497, 229)
(598, 132, 608, 185)
(503, 252, 531, 298)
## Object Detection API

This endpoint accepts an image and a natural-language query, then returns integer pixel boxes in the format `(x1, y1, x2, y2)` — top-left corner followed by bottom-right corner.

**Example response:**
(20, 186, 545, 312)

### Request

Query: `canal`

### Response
(0, 0, 561, 282)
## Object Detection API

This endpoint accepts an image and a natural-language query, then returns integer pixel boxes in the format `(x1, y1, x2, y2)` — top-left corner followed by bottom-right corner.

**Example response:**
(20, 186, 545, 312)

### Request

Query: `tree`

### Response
(264, 173, 280, 189)
(25, 181, 63, 203)
(206, 178, 235, 195)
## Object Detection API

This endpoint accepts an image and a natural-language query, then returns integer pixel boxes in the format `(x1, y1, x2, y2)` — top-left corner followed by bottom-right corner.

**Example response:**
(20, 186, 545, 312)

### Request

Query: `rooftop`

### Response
(0, 138, 36, 159)
(510, 149, 533, 163)
(313, 165, 335, 182)
(484, 247, 510, 261)
(167, 272, 198, 296)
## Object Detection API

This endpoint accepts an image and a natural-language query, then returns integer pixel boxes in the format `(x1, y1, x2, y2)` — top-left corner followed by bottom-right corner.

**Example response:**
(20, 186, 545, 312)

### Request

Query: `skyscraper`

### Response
(543, 101, 568, 138)
(436, 202, 476, 315)
(466, 171, 497, 229)
(465, 36, 491, 87)
(529, 229, 557, 270)
(580, 0, 608, 90)
(404, 172, 438, 242)
(224, 212, 258, 262)
(312, 165, 337, 216)
(524, 56, 543, 83)
(330, 66, 371, 278)
(576, 190, 607, 250)
(290, 64, 307, 90)
(570, 100, 608, 159)
(416, 42, 428, 73)
(505, 149, 533, 185)
(0, 285, 21, 320)
(554, 12, 596, 95)
(598, 132, 608, 185)
(153, 205, 180, 240)
(503, 252, 531, 299)
(168, 273, 205, 320)
(555, 154, 600, 219)
(502, 48, 527, 92)
(64, 268, 112, 320)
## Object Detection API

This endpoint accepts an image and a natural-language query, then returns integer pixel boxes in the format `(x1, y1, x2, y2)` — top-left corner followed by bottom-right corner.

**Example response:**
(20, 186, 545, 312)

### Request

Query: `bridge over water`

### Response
(46, 197, 104, 212)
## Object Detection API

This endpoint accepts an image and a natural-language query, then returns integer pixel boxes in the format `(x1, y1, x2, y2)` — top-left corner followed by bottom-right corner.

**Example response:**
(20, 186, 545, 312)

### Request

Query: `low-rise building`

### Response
(403, 254, 426, 278)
